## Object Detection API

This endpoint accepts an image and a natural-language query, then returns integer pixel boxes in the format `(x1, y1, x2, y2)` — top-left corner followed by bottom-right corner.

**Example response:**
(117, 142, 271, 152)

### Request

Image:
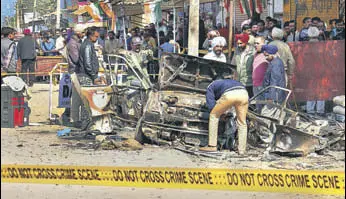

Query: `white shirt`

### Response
(204, 51, 227, 63)
(56, 36, 67, 58)
(55, 36, 65, 51)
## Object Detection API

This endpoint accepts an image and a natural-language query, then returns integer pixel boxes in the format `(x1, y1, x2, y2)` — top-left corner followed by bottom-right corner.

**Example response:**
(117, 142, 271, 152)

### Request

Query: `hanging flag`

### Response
(223, 0, 230, 12)
(262, 0, 267, 9)
(144, 3, 151, 14)
(88, 3, 103, 21)
(144, 1, 162, 24)
(239, 0, 264, 17)
(238, 0, 245, 14)
(99, 2, 116, 30)
(255, 0, 263, 13)
(239, 0, 251, 17)
(247, 0, 254, 17)
(153, 2, 162, 23)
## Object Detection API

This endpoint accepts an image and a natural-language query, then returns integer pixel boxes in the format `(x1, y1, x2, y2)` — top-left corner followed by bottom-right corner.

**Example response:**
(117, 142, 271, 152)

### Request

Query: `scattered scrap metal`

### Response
(58, 52, 344, 160)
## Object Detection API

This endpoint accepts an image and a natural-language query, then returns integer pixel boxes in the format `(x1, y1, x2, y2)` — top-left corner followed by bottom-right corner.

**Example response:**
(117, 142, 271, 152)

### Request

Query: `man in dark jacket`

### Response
(260, 45, 287, 133)
(298, 17, 312, 41)
(67, 26, 84, 74)
(1, 27, 17, 84)
(261, 45, 286, 103)
(77, 26, 101, 85)
(200, 79, 249, 155)
(17, 29, 37, 86)
(67, 25, 85, 125)
(1, 27, 17, 73)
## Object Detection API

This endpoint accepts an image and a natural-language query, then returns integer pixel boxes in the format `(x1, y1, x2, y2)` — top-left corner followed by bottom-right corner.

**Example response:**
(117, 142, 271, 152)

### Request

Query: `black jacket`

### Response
(77, 39, 99, 81)
(17, 35, 37, 60)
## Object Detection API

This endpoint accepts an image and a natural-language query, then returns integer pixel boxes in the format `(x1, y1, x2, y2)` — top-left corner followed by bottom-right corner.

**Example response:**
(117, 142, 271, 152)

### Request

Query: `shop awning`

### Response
(112, 0, 218, 16)
(73, 7, 88, 15)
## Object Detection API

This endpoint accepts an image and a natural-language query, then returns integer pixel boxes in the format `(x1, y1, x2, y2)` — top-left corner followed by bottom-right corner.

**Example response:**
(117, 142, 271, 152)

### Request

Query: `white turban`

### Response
(241, 19, 251, 30)
(211, 36, 227, 49)
(74, 24, 85, 33)
(271, 27, 284, 39)
(308, 27, 320, 38)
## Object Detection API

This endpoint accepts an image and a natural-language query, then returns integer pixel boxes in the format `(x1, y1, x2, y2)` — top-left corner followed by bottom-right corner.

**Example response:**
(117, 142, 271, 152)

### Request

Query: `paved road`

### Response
(1, 83, 344, 199)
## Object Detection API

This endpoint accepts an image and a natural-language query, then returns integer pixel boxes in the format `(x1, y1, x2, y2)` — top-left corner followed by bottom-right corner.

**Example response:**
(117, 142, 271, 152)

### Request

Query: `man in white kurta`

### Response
(203, 36, 227, 63)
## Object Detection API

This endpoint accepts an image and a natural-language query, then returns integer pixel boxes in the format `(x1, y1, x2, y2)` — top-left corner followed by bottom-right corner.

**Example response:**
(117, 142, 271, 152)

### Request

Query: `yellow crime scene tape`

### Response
(1, 165, 345, 196)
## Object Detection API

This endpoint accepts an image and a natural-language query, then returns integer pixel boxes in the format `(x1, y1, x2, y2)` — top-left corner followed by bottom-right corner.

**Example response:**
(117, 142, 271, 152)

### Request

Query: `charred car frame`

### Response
(71, 52, 345, 156)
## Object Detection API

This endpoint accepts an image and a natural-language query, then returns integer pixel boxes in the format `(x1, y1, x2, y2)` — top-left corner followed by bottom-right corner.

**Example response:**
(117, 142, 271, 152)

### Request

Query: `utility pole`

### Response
(32, 0, 37, 32)
(16, 0, 21, 30)
(56, 0, 61, 30)
(183, 1, 188, 48)
(121, 1, 127, 51)
(293, 0, 298, 41)
(228, 0, 234, 58)
(188, 0, 199, 56)
(173, 2, 177, 53)
(21, 0, 25, 29)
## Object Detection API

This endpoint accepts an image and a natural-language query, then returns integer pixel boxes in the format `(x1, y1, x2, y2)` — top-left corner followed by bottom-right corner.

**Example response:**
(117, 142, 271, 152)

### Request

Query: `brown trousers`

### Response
(209, 89, 249, 153)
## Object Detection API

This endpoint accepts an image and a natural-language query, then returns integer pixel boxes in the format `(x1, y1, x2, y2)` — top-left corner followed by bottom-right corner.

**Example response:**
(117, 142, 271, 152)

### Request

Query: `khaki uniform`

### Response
(207, 89, 249, 154)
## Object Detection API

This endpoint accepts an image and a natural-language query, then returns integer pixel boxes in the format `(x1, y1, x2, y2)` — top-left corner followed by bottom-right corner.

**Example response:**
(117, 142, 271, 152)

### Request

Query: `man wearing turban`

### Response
(231, 33, 256, 98)
(68, 24, 86, 126)
(307, 26, 320, 42)
(260, 44, 287, 125)
(261, 45, 286, 104)
(306, 26, 325, 116)
(17, 29, 37, 87)
(269, 27, 296, 87)
(203, 36, 227, 63)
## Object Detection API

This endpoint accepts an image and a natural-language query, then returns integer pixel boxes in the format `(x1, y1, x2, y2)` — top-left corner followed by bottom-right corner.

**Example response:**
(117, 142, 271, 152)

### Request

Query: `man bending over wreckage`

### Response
(200, 78, 249, 155)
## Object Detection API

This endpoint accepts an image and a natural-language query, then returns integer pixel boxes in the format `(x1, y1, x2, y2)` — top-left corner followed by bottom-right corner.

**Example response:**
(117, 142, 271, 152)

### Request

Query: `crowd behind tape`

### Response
(1, 165, 345, 195)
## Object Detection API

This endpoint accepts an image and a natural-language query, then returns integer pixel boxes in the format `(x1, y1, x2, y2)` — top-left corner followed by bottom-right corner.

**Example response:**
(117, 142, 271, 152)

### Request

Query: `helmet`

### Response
(132, 36, 143, 45)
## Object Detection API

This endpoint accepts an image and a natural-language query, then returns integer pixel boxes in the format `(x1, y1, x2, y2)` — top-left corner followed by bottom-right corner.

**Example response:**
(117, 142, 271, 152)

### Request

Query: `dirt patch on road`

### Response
(1, 83, 345, 170)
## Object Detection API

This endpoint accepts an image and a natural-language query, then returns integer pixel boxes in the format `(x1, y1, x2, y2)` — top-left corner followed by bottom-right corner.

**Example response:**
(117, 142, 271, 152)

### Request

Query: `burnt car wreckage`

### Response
(71, 52, 345, 156)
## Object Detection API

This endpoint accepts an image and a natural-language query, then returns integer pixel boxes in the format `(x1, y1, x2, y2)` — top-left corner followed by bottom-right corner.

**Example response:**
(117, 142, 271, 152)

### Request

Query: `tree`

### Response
(20, 0, 56, 17)
(3, 16, 16, 27)
(18, 0, 57, 30)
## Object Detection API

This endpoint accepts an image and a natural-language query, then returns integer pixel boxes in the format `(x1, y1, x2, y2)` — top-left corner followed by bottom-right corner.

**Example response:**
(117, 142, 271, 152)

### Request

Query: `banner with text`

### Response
(1, 165, 345, 196)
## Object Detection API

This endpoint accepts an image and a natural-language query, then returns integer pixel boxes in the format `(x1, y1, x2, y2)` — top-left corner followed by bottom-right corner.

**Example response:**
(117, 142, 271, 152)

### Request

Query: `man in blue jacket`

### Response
(200, 79, 249, 155)
(261, 45, 286, 103)
(260, 45, 287, 124)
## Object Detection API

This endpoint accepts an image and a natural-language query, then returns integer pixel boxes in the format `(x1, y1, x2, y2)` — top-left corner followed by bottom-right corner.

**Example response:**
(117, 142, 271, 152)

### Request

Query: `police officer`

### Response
(200, 79, 249, 155)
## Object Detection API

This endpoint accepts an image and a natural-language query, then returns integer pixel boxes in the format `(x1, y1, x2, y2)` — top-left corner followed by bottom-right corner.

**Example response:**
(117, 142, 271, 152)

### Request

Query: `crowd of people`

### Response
(201, 16, 345, 117)
(1, 15, 345, 105)
(1, 15, 345, 93)
(197, 15, 345, 153)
